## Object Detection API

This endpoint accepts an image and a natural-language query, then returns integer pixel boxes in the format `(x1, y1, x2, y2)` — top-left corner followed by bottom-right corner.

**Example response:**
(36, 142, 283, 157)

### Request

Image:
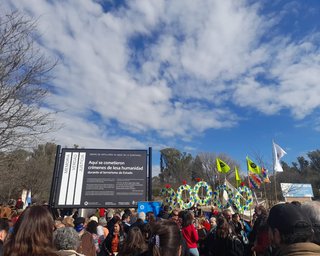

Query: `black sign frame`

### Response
(49, 147, 151, 208)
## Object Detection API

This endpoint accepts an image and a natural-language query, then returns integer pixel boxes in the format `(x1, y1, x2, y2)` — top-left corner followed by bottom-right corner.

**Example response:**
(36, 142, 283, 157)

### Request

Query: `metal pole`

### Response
(49, 145, 61, 209)
(148, 147, 152, 201)
(272, 141, 278, 203)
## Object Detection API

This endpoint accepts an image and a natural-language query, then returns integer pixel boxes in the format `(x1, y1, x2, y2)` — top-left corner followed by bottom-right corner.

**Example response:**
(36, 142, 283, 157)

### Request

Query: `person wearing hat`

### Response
(73, 217, 96, 256)
(267, 203, 320, 256)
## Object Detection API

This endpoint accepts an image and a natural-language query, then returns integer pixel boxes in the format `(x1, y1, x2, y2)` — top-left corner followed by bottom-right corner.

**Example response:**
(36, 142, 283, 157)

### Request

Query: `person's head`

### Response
(181, 210, 194, 227)
(62, 216, 74, 227)
(120, 226, 147, 254)
(0, 218, 9, 242)
(170, 210, 179, 221)
(113, 221, 122, 234)
(209, 217, 217, 229)
(54, 227, 80, 250)
(99, 217, 108, 227)
(122, 213, 131, 223)
(89, 215, 98, 223)
(124, 209, 132, 216)
(73, 217, 86, 233)
(138, 212, 146, 222)
(222, 209, 232, 222)
(216, 216, 230, 239)
(54, 219, 65, 229)
(149, 220, 182, 256)
(268, 203, 313, 248)
(147, 211, 156, 223)
(3, 205, 55, 256)
(163, 205, 170, 213)
(254, 205, 268, 218)
(107, 211, 113, 221)
(232, 213, 240, 222)
(86, 220, 98, 234)
(301, 201, 320, 245)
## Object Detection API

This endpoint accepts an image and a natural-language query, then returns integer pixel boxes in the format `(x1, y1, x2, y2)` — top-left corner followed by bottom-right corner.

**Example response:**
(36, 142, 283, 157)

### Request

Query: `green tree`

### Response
(0, 143, 57, 203)
(23, 143, 57, 201)
(159, 148, 193, 188)
(191, 155, 204, 182)
(307, 150, 320, 172)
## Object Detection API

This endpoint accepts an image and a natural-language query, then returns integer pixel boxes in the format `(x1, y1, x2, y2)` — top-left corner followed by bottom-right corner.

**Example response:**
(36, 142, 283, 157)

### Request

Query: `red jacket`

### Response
(182, 224, 199, 249)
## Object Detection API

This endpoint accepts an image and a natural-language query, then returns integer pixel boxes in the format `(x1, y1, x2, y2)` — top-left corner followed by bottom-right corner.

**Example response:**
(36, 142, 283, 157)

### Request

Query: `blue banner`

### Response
(137, 201, 162, 216)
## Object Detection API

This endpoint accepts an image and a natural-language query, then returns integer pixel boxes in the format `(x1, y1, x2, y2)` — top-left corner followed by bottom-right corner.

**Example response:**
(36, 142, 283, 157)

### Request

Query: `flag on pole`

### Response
(216, 158, 230, 173)
(248, 173, 262, 189)
(246, 156, 261, 174)
(235, 167, 241, 187)
(261, 167, 271, 183)
(273, 141, 287, 172)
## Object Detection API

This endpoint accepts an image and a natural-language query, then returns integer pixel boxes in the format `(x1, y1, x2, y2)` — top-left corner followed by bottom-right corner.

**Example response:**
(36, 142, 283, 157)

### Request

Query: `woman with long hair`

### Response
(119, 226, 148, 256)
(209, 216, 244, 256)
(149, 220, 182, 256)
(86, 220, 100, 253)
(181, 211, 198, 256)
(100, 220, 125, 256)
(4, 205, 57, 256)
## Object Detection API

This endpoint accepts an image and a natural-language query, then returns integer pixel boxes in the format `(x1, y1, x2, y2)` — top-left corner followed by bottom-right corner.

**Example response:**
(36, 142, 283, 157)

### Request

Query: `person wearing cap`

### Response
(73, 217, 96, 256)
(267, 203, 320, 256)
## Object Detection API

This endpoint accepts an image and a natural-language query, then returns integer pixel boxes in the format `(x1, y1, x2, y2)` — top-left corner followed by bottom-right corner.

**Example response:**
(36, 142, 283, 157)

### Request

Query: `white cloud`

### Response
(2, 0, 320, 150)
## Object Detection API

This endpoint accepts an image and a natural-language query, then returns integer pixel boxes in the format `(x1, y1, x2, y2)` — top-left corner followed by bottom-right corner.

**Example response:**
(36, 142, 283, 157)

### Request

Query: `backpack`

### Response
(227, 235, 244, 256)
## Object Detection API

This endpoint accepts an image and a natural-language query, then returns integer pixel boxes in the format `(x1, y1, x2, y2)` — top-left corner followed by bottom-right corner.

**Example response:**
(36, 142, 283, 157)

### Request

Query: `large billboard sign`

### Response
(51, 148, 148, 208)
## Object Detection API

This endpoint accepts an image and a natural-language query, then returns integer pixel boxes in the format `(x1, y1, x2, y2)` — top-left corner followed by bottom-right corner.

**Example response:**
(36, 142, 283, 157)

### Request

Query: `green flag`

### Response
(216, 158, 230, 173)
(246, 156, 261, 174)
(235, 167, 241, 187)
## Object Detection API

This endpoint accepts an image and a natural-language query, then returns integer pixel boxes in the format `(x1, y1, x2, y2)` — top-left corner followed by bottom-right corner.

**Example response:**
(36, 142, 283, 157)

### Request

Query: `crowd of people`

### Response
(0, 201, 320, 256)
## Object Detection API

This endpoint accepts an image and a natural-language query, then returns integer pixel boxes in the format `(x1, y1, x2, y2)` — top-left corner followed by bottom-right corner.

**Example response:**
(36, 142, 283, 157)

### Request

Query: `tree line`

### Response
(153, 148, 320, 204)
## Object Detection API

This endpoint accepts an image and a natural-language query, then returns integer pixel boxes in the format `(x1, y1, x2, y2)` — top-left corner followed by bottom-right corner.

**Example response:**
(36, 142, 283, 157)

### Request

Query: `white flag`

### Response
(273, 142, 287, 172)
